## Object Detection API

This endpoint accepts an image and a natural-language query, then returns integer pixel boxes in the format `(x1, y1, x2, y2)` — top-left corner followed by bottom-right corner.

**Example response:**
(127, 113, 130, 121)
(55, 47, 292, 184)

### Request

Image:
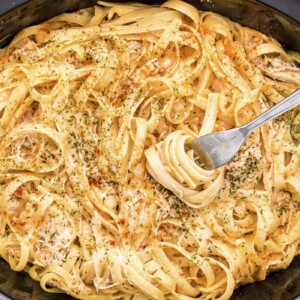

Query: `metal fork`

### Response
(190, 89, 300, 170)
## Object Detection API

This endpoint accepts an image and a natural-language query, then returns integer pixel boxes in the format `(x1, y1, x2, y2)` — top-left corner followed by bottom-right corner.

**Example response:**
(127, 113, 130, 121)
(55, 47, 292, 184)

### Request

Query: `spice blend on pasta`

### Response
(0, 1, 300, 299)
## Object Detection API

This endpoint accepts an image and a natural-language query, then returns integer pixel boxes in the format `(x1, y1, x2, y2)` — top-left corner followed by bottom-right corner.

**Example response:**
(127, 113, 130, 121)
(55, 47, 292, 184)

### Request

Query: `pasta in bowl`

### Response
(0, 1, 300, 299)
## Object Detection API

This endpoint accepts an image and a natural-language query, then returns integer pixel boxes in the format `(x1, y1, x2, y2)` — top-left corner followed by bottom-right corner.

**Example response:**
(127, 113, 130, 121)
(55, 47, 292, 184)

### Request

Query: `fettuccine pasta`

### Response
(0, 1, 300, 299)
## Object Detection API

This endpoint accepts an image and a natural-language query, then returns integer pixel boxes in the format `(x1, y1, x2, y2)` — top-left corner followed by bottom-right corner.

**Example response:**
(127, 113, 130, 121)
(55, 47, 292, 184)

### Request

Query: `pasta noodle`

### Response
(0, 1, 300, 299)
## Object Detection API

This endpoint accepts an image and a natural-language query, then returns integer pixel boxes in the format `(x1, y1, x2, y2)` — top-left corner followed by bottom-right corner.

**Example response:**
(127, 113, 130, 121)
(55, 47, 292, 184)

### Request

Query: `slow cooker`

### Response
(0, 0, 299, 299)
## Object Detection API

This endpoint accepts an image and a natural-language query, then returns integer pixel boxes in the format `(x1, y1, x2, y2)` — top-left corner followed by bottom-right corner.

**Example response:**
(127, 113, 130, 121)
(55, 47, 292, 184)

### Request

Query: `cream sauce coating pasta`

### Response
(0, 1, 300, 299)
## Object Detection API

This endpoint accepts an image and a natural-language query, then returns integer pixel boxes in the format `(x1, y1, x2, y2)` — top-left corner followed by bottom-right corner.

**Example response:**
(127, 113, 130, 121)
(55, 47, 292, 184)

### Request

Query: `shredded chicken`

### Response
(224, 135, 264, 192)
(32, 204, 75, 267)
(252, 55, 300, 85)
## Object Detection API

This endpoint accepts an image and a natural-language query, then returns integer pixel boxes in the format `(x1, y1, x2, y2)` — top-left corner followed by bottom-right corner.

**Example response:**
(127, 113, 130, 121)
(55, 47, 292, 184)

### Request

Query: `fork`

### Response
(190, 89, 300, 170)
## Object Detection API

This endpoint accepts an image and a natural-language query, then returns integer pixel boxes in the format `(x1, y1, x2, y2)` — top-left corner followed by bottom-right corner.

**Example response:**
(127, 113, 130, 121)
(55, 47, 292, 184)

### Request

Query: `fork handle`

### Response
(244, 89, 300, 134)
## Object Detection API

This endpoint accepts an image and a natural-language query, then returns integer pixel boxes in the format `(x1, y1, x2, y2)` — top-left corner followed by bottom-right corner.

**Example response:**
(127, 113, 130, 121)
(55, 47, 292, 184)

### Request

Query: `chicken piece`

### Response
(118, 178, 157, 250)
(127, 40, 142, 61)
(11, 38, 38, 58)
(252, 55, 300, 85)
(156, 118, 173, 141)
(32, 203, 75, 267)
(242, 29, 264, 54)
(224, 135, 263, 192)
